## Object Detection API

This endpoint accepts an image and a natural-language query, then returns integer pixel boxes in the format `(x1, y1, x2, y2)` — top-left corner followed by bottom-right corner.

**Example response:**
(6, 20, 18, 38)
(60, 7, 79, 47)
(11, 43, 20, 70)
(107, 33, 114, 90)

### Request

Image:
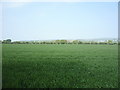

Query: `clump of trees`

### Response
(1, 39, 118, 45)
(0, 40, 2, 44)
(55, 40, 67, 44)
(2, 39, 11, 44)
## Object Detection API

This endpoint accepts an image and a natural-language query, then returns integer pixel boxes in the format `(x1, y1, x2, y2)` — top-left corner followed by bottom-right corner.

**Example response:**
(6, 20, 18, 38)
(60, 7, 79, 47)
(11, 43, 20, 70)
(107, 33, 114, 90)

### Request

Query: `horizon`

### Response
(1, 37, 118, 42)
(2, 2, 118, 41)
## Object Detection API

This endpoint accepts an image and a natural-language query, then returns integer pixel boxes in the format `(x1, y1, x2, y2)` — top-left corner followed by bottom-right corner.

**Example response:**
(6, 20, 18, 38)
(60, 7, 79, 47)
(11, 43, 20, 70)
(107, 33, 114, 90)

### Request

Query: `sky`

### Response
(1, 2, 118, 41)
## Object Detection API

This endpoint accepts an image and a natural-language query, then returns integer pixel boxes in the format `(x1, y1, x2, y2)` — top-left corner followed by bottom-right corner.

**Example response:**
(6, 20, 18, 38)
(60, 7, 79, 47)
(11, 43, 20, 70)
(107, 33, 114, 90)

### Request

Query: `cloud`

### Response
(1, 0, 34, 2)
(1, 0, 34, 8)
(1, 0, 118, 8)
(1, 0, 119, 2)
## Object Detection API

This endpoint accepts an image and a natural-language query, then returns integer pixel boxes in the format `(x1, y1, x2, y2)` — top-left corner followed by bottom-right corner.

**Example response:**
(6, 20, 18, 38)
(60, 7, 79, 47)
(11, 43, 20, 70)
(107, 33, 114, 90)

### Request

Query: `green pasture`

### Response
(2, 44, 118, 88)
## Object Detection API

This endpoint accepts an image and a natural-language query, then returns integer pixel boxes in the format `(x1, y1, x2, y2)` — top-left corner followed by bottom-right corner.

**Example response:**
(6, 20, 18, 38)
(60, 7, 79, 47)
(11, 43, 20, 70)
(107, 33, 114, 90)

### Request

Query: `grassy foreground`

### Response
(2, 44, 118, 88)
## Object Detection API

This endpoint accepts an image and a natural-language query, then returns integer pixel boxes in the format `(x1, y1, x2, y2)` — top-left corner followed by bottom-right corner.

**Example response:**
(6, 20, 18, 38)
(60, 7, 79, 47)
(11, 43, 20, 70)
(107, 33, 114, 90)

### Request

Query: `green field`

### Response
(2, 44, 118, 88)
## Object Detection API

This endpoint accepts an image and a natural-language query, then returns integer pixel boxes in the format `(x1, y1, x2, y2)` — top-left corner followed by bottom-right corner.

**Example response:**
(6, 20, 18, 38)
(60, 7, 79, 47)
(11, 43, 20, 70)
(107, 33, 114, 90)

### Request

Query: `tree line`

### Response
(0, 39, 119, 45)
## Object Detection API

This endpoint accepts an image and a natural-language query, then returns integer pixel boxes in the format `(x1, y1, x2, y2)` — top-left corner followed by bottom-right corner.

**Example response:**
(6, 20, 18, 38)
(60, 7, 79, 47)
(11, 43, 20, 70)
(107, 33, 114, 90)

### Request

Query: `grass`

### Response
(2, 44, 118, 88)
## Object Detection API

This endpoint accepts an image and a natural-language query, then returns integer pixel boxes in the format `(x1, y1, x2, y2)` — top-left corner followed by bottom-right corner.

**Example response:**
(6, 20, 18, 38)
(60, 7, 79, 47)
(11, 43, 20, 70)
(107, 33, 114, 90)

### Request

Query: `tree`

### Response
(72, 40, 79, 44)
(2, 39, 11, 44)
(54, 40, 68, 44)
(60, 40, 67, 44)
(0, 40, 2, 44)
(78, 41, 83, 44)
(107, 40, 113, 45)
(83, 41, 90, 44)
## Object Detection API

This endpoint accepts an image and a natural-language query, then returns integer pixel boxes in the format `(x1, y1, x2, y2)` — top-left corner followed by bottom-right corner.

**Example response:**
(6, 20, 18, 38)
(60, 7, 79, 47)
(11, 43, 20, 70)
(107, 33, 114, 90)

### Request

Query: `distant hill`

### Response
(12, 38, 118, 42)
(77, 38, 118, 42)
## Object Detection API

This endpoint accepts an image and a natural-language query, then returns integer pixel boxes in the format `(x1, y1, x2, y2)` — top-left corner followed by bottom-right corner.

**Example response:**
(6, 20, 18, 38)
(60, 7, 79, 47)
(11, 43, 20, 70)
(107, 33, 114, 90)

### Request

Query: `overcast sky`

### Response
(2, 2, 118, 41)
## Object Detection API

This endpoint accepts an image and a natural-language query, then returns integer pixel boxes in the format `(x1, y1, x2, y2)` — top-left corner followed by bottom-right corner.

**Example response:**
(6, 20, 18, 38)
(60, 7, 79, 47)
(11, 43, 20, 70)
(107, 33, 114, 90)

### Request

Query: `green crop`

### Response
(2, 44, 118, 88)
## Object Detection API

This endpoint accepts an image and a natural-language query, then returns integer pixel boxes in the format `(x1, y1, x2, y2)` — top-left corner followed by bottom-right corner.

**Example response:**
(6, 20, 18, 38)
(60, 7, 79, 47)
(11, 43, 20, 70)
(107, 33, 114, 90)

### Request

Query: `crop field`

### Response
(2, 44, 118, 88)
